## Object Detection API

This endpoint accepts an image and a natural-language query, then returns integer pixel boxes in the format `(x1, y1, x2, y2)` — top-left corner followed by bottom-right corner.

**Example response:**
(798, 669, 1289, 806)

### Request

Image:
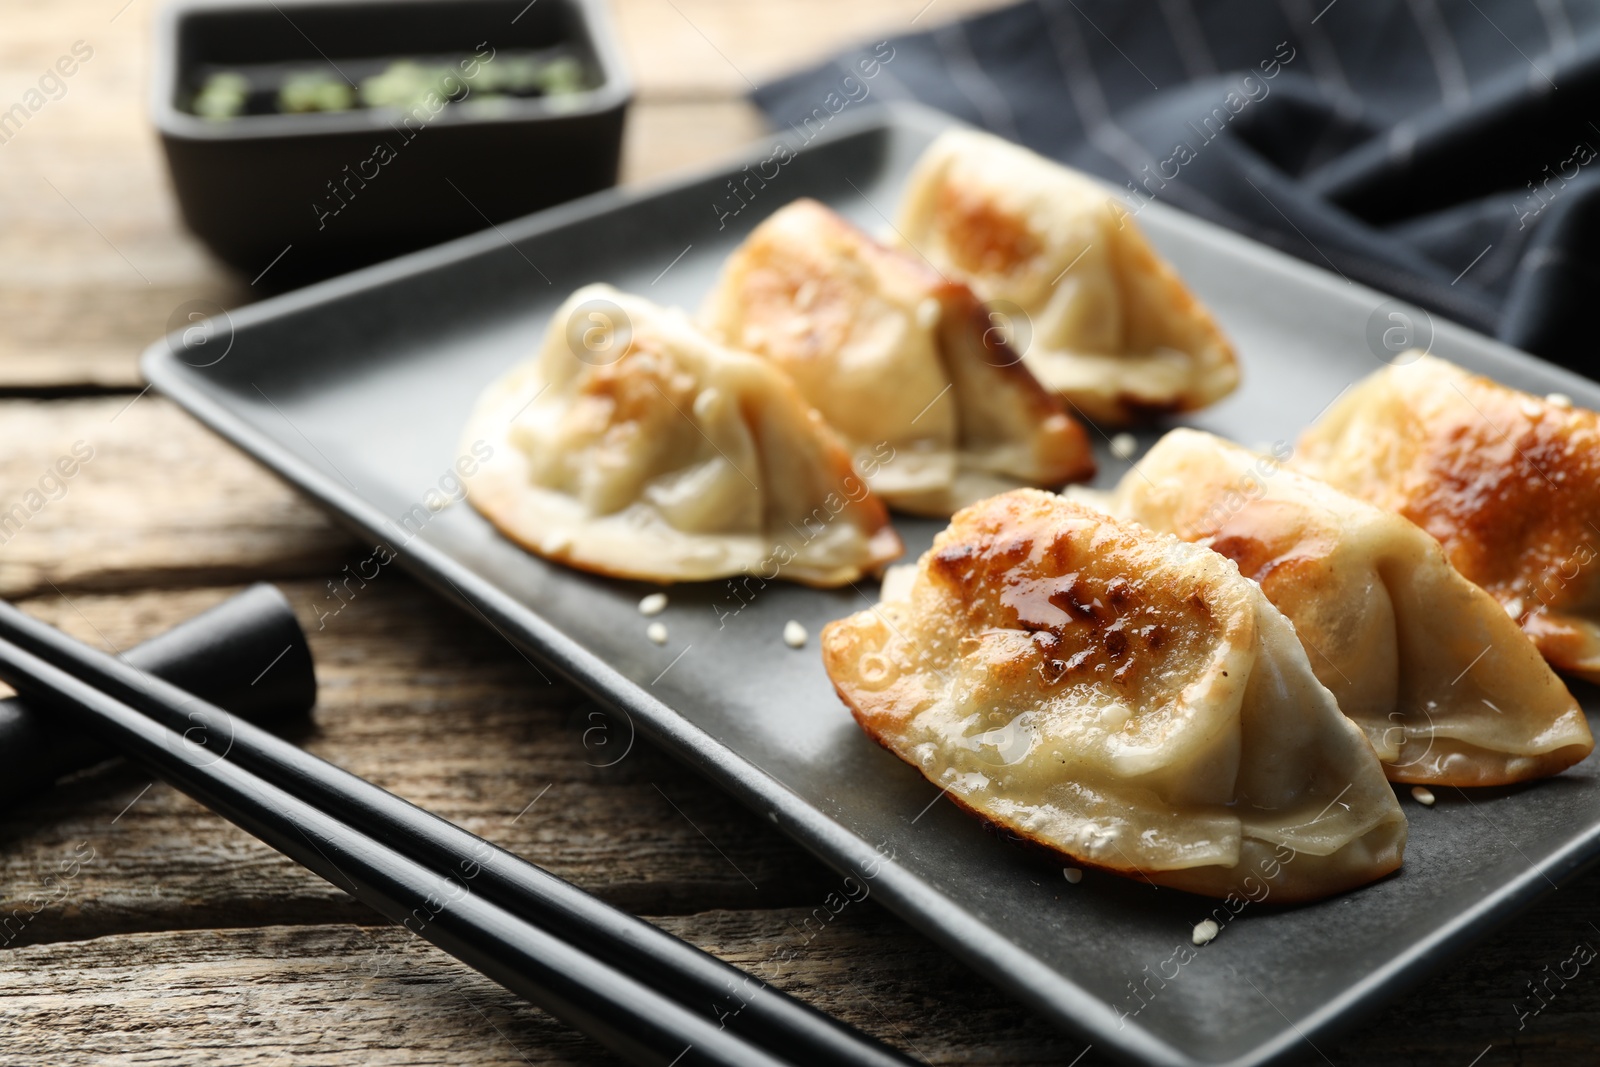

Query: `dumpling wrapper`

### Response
(701, 198, 1094, 516)
(461, 284, 902, 587)
(1088, 429, 1592, 786)
(822, 489, 1406, 902)
(1296, 354, 1600, 684)
(895, 128, 1238, 425)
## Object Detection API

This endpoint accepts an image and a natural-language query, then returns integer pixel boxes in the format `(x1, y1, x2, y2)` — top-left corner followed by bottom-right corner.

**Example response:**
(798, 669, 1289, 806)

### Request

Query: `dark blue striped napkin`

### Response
(753, 0, 1600, 376)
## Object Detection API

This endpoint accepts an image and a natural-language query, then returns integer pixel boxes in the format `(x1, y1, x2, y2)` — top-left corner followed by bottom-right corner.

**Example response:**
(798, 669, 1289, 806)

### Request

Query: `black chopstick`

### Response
(0, 630, 788, 1067)
(0, 601, 916, 1067)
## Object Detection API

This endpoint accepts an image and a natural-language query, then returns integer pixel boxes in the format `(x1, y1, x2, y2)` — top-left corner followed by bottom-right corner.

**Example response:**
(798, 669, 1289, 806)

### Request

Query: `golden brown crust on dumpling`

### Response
(896, 128, 1239, 425)
(935, 288, 1098, 494)
(1096, 428, 1593, 786)
(930, 178, 1043, 277)
(462, 284, 902, 587)
(1296, 354, 1600, 684)
(701, 199, 1094, 515)
(823, 489, 1406, 902)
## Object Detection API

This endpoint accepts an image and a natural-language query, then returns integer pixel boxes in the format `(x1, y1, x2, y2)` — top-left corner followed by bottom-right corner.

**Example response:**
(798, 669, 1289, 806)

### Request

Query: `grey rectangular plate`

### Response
(143, 102, 1600, 1067)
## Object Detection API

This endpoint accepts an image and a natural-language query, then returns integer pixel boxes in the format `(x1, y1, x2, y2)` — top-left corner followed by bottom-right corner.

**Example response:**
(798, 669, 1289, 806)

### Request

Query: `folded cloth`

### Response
(753, 0, 1600, 378)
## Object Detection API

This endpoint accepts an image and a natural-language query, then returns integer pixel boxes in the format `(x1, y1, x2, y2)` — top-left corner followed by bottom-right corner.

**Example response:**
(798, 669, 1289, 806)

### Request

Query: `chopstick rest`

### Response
(0, 583, 316, 808)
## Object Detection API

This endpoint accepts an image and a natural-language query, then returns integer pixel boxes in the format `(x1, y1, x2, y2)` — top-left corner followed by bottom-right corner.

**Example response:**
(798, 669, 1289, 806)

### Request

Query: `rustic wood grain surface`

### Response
(1, 1, 1598, 1065)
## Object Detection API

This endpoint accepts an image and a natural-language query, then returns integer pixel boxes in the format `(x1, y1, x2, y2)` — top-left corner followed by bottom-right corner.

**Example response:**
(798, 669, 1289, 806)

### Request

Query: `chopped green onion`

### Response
(192, 71, 249, 120)
(279, 70, 354, 113)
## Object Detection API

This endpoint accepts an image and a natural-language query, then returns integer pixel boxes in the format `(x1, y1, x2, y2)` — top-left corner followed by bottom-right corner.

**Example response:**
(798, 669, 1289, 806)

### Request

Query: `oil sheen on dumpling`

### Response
(822, 489, 1406, 901)
(701, 199, 1094, 516)
(1296, 354, 1600, 684)
(461, 284, 902, 587)
(1092, 429, 1592, 786)
(895, 128, 1238, 425)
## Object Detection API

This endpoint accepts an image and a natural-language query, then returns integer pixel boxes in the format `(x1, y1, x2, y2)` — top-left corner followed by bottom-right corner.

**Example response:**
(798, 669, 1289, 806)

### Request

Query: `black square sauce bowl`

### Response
(152, 0, 631, 287)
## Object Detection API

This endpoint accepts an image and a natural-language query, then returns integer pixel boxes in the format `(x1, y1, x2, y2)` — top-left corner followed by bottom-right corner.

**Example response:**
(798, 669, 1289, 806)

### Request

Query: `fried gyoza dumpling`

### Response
(1090, 429, 1592, 785)
(461, 284, 902, 587)
(895, 128, 1238, 425)
(1296, 354, 1600, 683)
(822, 489, 1406, 901)
(701, 199, 1094, 516)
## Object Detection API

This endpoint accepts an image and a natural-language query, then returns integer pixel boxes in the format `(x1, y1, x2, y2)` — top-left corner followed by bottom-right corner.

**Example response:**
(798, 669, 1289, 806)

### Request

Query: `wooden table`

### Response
(2, 1, 1597, 1063)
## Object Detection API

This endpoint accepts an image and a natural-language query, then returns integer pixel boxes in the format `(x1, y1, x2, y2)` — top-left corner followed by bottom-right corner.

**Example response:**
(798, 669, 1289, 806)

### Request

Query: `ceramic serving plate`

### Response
(143, 102, 1600, 1067)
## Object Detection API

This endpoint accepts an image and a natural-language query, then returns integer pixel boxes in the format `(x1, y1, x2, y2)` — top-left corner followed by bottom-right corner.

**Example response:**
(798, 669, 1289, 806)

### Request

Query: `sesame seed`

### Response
(1411, 786, 1436, 806)
(646, 622, 668, 645)
(783, 620, 808, 648)
(1110, 433, 1138, 460)
(1547, 392, 1573, 409)
(1063, 867, 1083, 884)
(1192, 919, 1220, 946)
(638, 592, 668, 616)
